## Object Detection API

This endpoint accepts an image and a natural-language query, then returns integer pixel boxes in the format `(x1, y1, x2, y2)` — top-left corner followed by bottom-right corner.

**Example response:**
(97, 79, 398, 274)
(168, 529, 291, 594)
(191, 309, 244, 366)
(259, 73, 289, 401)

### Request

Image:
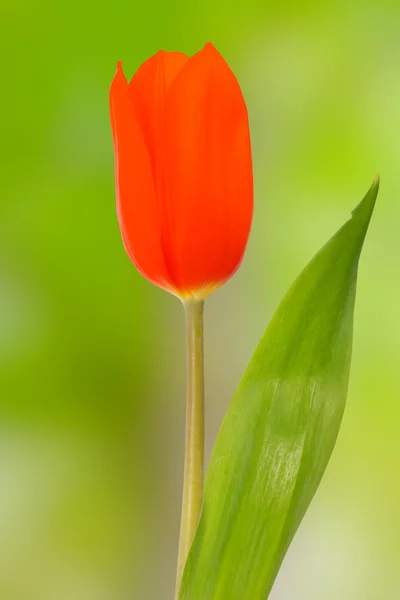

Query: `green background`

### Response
(1, 1, 398, 599)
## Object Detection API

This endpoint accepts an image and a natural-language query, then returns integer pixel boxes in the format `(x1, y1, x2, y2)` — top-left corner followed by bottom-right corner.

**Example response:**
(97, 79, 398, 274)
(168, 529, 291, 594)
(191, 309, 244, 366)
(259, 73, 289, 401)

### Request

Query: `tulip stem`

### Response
(175, 299, 205, 598)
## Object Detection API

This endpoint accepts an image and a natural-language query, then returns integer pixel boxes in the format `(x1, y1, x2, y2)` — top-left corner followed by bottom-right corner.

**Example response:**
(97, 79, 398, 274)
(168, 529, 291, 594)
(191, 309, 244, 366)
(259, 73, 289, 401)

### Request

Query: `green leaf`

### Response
(179, 177, 379, 600)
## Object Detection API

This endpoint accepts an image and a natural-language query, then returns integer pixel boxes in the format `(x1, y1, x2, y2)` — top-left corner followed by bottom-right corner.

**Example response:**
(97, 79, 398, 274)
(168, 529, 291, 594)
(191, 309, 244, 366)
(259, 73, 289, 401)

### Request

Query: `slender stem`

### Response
(175, 299, 205, 598)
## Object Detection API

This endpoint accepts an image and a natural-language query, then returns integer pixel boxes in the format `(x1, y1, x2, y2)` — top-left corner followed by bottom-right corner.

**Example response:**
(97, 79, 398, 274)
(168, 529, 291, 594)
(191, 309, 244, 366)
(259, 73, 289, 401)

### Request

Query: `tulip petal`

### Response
(164, 43, 253, 294)
(110, 63, 173, 290)
(129, 51, 189, 172)
(129, 52, 190, 289)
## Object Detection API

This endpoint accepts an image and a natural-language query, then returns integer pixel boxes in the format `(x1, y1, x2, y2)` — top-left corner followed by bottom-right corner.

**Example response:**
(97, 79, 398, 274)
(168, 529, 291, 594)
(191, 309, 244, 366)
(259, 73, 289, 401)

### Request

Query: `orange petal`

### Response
(129, 51, 189, 287)
(164, 43, 253, 293)
(109, 63, 173, 291)
(129, 51, 189, 160)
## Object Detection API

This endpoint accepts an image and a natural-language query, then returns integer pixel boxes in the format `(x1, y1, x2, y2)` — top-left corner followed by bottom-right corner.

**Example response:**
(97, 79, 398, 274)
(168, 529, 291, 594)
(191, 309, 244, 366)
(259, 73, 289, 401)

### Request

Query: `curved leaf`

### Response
(179, 177, 379, 600)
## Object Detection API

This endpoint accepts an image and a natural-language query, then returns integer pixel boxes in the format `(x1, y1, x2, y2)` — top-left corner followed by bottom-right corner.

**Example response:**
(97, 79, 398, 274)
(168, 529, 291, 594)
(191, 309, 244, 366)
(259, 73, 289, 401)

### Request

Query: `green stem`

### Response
(175, 299, 205, 598)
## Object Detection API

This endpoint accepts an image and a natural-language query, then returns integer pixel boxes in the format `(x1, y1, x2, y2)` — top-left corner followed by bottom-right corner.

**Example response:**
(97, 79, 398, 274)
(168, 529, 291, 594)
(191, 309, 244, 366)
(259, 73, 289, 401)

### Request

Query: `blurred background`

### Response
(1, 1, 399, 598)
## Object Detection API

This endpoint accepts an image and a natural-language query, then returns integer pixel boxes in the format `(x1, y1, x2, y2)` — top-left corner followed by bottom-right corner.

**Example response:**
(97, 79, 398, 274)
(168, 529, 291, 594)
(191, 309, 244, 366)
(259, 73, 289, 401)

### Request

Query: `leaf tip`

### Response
(350, 174, 379, 228)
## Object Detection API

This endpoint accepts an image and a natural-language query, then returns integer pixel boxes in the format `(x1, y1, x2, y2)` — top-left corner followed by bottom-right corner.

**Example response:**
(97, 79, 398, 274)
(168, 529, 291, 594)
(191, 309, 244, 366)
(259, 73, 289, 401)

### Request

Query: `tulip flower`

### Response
(109, 43, 253, 599)
(109, 42, 253, 300)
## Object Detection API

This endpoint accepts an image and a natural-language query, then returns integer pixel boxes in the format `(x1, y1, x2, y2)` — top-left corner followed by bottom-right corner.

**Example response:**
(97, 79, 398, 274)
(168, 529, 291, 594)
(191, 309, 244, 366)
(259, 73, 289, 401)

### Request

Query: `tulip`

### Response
(109, 42, 253, 300)
(110, 44, 254, 598)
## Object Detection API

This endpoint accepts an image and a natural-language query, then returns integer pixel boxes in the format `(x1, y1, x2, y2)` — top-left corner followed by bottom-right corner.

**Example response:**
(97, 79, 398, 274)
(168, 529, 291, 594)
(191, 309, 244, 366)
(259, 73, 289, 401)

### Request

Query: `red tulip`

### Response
(109, 42, 253, 300)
